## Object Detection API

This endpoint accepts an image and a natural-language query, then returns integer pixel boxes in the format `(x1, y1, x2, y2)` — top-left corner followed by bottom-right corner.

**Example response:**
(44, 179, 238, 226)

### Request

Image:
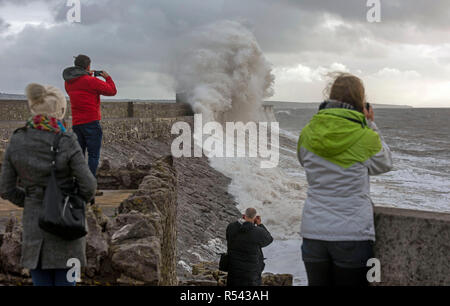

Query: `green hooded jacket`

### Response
(298, 108, 382, 168)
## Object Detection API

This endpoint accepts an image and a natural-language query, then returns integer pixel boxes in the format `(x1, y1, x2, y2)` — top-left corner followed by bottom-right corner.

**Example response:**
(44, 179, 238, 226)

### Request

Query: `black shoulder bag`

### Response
(219, 253, 230, 272)
(38, 132, 88, 240)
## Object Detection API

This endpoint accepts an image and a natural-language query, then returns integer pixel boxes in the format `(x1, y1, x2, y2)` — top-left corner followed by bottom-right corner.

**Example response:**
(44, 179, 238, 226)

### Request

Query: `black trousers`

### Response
(302, 238, 374, 286)
(227, 272, 262, 286)
(304, 262, 370, 286)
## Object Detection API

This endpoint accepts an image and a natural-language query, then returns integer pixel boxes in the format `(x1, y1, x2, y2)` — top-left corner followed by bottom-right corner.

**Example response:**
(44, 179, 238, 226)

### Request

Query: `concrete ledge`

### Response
(374, 206, 450, 286)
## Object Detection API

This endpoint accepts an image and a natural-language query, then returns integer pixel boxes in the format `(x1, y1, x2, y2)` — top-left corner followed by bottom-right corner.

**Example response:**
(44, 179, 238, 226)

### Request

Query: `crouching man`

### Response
(226, 208, 273, 286)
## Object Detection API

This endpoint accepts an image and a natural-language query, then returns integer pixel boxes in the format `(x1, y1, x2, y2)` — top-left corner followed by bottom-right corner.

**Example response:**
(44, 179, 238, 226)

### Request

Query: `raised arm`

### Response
(256, 224, 274, 248)
(363, 120, 393, 175)
(90, 72, 117, 96)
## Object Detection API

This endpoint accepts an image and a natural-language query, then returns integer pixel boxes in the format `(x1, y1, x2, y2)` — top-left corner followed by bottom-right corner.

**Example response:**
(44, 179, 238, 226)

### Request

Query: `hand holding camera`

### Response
(92, 70, 110, 79)
(255, 215, 262, 225)
(364, 102, 374, 122)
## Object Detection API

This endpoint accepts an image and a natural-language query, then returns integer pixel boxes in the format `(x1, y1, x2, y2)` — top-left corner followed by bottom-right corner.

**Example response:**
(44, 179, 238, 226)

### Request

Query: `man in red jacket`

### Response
(63, 54, 117, 182)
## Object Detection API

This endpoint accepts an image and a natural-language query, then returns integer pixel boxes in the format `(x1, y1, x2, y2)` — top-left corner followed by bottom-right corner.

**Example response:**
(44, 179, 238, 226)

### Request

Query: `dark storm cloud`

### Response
(0, 0, 449, 104)
(0, 17, 9, 32)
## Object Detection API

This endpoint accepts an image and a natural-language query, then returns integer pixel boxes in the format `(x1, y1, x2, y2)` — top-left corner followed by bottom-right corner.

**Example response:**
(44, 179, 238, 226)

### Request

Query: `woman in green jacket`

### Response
(297, 73, 393, 286)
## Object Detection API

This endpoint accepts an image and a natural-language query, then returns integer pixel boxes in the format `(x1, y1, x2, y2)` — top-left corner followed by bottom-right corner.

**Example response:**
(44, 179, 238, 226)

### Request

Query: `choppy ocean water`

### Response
(275, 107, 450, 213)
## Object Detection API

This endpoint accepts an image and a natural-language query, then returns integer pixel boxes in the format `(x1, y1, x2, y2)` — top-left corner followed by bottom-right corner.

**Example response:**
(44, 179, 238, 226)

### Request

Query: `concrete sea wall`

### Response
(374, 206, 450, 286)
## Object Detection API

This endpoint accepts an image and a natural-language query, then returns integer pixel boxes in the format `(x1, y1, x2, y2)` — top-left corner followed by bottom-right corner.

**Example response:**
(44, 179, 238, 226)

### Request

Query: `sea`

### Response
(210, 106, 450, 286)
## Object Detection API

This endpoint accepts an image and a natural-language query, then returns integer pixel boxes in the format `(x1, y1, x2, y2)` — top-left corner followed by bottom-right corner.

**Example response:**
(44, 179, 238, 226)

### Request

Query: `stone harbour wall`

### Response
(0, 98, 194, 148)
(0, 99, 193, 121)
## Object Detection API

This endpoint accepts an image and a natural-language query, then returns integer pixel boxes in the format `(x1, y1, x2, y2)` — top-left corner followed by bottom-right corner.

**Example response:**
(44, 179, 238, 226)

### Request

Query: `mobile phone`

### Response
(365, 102, 371, 111)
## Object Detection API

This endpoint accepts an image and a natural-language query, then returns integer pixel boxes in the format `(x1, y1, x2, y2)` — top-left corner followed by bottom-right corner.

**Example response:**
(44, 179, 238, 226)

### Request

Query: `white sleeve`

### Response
(363, 121, 394, 175)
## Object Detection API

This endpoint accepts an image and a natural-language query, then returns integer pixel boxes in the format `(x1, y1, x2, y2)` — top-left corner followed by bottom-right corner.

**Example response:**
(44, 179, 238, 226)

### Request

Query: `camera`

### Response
(93, 70, 103, 77)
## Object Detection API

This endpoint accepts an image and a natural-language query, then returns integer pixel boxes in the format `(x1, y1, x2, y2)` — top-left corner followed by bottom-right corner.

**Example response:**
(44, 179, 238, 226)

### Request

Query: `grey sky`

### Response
(0, 0, 449, 107)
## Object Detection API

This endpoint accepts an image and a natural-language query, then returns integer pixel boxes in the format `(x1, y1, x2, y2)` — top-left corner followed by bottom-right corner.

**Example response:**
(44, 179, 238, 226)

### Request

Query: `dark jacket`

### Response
(0, 127, 96, 269)
(226, 221, 273, 286)
(63, 66, 117, 126)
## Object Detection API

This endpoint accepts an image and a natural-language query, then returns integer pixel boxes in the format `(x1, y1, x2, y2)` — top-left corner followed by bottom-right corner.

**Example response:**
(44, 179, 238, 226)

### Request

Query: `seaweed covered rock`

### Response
(181, 262, 293, 286)
(261, 273, 293, 286)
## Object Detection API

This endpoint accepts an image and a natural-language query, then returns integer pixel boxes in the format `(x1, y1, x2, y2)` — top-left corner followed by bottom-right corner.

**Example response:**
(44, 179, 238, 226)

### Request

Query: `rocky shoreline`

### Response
(97, 137, 243, 276)
(1, 134, 293, 285)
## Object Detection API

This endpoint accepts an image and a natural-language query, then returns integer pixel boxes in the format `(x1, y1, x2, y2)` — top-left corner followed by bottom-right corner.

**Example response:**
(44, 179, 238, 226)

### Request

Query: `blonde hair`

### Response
(324, 72, 366, 112)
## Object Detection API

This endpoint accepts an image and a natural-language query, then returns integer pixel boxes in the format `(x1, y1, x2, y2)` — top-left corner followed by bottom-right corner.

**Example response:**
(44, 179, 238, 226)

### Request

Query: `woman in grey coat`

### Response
(0, 83, 96, 286)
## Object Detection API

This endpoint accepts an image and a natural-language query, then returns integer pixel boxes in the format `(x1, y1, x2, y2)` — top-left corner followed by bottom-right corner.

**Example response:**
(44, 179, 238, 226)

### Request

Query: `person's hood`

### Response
(300, 106, 368, 158)
(62, 66, 89, 82)
(298, 100, 382, 168)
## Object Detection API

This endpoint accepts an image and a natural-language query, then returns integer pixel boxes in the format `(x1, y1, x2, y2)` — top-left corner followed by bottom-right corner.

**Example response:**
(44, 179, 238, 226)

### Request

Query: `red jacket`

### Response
(63, 67, 117, 126)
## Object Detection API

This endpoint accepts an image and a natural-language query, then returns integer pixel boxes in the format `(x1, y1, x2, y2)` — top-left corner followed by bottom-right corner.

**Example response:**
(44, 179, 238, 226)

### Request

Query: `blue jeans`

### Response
(30, 268, 76, 286)
(73, 120, 103, 177)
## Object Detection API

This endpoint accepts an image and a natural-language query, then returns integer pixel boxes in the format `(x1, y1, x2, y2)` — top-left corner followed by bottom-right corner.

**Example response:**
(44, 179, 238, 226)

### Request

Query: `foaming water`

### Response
(170, 21, 310, 284)
(171, 20, 306, 241)
(172, 20, 274, 123)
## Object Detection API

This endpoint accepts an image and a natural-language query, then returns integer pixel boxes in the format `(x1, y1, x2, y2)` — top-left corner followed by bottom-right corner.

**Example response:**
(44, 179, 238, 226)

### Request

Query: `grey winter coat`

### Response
(0, 127, 96, 269)
(298, 104, 393, 242)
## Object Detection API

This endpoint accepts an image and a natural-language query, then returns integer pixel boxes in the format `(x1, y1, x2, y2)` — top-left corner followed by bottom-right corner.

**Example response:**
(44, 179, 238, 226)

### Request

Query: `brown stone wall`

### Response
(0, 116, 194, 150)
(0, 99, 193, 121)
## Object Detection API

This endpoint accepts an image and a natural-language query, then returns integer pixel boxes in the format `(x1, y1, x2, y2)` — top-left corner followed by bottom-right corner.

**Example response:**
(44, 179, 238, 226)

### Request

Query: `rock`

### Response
(0, 272, 32, 286)
(116, 274, 145, 286)
(110, 212, 162, 244)
(0, 135, 243, 286)
(185, 262, 293, 286)
(192, 262, 219, 275)
(179, 274, 218, 286)
(111, 236, 161, 284)
(109, 155, 178, 285)
(0, 216, 23, 276)
(97, 158, 151, 190)
(98, 138, 241, 277)
(84, 205, 109, 278)
(262, 273, 293, 286)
